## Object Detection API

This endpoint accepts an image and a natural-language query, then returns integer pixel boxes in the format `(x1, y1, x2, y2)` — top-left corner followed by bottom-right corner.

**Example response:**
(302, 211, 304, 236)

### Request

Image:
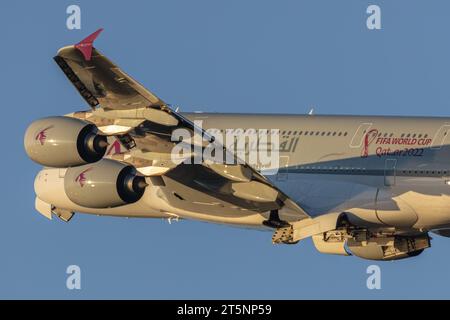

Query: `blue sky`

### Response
(1, 0, 450, 299)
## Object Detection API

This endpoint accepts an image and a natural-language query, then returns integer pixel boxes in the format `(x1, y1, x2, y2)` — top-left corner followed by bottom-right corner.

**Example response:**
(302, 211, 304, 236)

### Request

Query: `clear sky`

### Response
(2, 0, 450, 299)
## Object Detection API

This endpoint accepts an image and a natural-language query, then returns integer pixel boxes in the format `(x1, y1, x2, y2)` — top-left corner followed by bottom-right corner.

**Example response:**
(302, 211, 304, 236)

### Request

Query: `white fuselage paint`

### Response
(34, 113, 450, 232)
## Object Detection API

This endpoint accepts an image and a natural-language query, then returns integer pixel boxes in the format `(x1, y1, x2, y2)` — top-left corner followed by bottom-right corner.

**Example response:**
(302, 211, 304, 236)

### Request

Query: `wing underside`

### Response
(54, 29, 310, 224)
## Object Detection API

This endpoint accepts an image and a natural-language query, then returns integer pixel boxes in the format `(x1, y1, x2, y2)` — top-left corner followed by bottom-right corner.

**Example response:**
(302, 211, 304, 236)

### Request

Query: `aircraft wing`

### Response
(54, 29, 310, 225)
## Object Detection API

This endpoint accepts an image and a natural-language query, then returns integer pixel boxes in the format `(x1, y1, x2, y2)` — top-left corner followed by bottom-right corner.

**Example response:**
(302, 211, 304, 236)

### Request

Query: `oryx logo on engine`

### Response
(75, 168, 92, 187)
(35, 126, 54, 146)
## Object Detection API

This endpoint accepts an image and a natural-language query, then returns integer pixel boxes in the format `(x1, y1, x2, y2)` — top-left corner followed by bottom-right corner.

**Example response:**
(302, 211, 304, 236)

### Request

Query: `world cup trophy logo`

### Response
(361, 129, 378, 158)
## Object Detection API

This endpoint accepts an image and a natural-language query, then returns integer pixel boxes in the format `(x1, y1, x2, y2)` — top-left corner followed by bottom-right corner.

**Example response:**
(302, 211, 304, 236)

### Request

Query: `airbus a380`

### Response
(25, 29, 450, 261)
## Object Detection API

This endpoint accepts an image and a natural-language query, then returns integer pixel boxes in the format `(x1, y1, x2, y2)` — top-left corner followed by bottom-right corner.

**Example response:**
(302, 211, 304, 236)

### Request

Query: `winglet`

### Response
(74, 28, 103, 61)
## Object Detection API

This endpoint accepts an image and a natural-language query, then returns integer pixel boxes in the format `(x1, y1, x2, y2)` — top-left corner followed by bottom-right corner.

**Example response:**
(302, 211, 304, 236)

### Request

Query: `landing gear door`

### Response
(384, 158, 397, 187)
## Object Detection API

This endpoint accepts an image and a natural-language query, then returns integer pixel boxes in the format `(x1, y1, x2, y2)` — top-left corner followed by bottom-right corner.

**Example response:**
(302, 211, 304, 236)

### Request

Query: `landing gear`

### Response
(271, 226, 299, 244)
(264, 210, 299, 244)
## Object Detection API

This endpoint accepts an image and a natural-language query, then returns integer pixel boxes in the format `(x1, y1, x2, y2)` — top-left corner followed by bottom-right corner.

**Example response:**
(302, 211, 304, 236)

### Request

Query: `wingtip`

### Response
(74, 28, 104, 61)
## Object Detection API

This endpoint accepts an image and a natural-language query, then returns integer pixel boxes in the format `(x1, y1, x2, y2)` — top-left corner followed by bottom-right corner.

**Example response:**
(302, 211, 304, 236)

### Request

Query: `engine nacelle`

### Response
(312, 233, 350, 256)
(312, 228, 431, 260)
(64, 159, 147, 208)
(347, 234, 430, 261)
(24, 116, 107, 167)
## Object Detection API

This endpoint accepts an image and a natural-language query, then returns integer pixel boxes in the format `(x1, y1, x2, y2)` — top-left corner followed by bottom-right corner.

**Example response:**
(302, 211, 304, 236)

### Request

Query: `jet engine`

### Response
(346, 234, 430, 261)
(64, 159, 147, 208)
(24, 116, 107, 167)
(312, 229, 431, 261)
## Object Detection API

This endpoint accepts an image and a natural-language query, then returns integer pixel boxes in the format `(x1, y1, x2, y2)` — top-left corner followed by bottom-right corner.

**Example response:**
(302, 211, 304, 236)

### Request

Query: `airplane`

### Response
(24, 29, 450, 261)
